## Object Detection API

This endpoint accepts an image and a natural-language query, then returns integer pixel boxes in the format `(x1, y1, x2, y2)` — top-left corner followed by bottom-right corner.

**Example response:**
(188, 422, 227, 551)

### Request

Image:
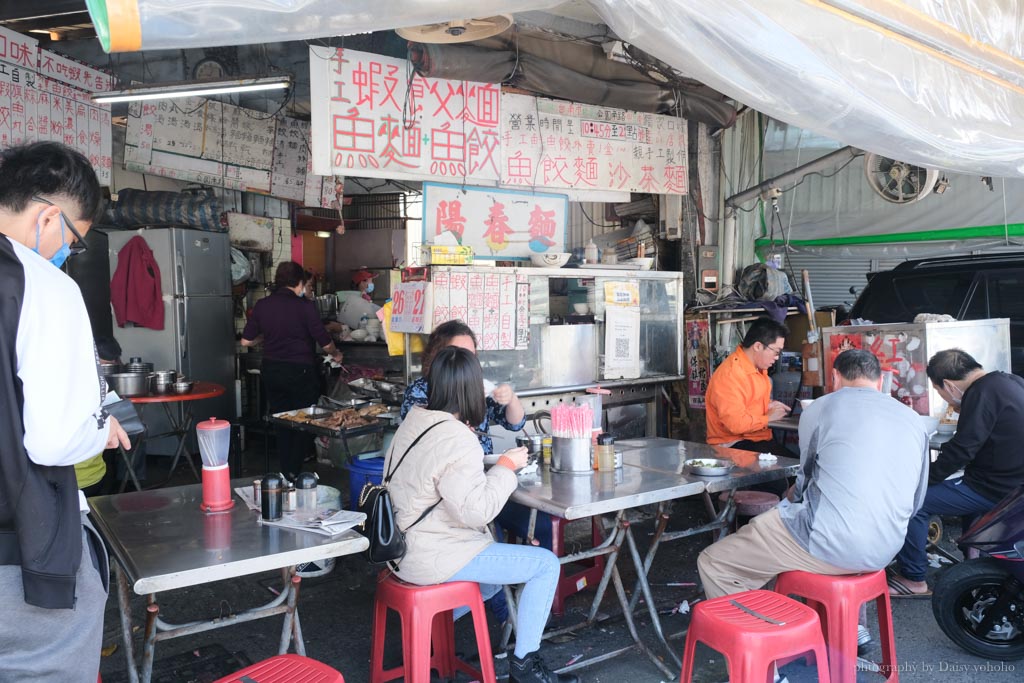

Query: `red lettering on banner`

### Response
(608, 161, 631, 189)
(482, 201, 513, 252)
(506, 151, 532, 183)
(431, 123, 464, 162)
(378, 114, 416, 168)
(436, 199, 466, 241)
(427, 81, 463, 120)
(466, 84, 500, 127)
(333, 109, 375, 152)
(542, 156, 571, 185)
(466, 128, 498, 177)
(352, 61, 382, 108)
(639, 165, 657, 192)
(663, 164, 687, 193)
(527, 205, 557, 248)
(573, 157, 597, 186)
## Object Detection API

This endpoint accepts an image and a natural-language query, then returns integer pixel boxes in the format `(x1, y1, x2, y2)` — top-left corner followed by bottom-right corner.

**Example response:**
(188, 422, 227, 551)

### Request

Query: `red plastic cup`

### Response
(200, 463, 234, 512)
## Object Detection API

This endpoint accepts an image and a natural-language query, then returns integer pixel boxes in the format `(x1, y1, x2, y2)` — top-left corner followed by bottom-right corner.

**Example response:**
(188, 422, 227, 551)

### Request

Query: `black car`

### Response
(847, 252, 1024, 375)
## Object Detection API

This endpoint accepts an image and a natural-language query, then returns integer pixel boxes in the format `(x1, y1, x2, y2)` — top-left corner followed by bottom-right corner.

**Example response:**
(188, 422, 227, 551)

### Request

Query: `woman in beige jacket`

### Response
(386, 346, 576, 683)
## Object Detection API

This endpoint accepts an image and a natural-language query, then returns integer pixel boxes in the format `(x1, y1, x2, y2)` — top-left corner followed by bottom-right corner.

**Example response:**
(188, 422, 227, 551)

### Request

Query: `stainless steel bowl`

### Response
(108, 372, 153, 397)
(171, 380, 194, 395)
(684, 458, 735, 477)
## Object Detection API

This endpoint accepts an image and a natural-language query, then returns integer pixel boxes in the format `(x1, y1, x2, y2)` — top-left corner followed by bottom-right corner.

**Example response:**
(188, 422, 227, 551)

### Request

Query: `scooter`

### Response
(931, 485, 1024, 660)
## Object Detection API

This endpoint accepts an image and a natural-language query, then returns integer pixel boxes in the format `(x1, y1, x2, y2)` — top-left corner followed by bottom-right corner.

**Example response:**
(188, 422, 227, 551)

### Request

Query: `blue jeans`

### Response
(447, 542, 561, 659)
(895, 478, 997, 581)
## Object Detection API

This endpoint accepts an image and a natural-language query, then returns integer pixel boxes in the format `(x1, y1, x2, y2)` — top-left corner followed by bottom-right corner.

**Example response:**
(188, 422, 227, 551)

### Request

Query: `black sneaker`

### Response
(509, 652, 580, 683)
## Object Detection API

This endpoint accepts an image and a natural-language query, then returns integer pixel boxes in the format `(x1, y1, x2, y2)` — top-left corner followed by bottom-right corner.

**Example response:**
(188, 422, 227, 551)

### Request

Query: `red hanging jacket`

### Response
(110, 235, 164, 330)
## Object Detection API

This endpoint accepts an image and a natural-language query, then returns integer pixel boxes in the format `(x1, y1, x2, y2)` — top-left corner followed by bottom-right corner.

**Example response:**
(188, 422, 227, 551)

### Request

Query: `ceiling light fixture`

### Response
(92, 76, 291, 104)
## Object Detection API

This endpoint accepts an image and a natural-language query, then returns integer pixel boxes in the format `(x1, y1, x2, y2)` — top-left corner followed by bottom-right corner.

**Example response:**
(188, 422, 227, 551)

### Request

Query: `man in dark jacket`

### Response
(0, 142, 130, 681)
(889, 348, 1024, 597)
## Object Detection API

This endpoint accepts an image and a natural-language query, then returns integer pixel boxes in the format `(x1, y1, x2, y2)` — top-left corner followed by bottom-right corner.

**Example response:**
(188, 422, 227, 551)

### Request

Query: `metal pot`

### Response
(108, 372, 153, 397)
(126, 362, 154, 374)
(97, 363, 123, 377)
(172, 380, 194, 395)
(550, 437, 593, 474)
(152, 370, 177, 384)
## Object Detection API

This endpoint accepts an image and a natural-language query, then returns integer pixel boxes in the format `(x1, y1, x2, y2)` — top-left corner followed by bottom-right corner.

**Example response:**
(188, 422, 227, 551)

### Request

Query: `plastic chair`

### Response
(774, 569, 898, 683)
(212, 654, 344, 682)
(680, 589, 831, 683)
(370, 574, 496, 683)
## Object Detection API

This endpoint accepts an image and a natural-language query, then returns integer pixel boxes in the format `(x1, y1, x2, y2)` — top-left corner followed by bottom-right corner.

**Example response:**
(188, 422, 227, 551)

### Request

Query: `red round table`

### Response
(126, 382, 227, 487)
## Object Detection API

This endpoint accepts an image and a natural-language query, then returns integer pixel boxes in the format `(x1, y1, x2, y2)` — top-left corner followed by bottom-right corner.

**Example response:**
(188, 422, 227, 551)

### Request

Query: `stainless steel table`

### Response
(770, 414, 951, 451)
(503, 438, 797, 678)
(89, 481, 368, 683)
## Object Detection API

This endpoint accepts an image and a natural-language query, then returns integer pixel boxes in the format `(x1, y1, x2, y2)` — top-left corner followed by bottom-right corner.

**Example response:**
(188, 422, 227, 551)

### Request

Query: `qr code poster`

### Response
(603, 307, 640, 379)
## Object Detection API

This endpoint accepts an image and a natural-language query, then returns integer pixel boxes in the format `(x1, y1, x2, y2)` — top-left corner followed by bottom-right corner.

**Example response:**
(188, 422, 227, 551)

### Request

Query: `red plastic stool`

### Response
(718, 491, 780, 530)
(506, 515, 606, 616)
(370, 574, 496, 683)
(775, 570, 897, 683)
(681, 590, 831, 683)
(212, 654, 344, 682)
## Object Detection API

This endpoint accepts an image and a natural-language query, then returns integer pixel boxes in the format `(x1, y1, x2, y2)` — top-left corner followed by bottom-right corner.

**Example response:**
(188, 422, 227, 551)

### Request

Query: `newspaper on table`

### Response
(233, 487, 365, 537)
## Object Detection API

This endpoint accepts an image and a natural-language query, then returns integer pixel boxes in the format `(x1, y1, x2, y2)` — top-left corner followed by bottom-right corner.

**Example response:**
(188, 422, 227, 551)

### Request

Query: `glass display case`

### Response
(412, 265, 685, 394)
(820, 318, 1011, 417)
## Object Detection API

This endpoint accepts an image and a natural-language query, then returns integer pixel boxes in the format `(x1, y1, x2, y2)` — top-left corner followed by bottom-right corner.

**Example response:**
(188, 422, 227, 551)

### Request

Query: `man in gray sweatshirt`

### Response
(698, 349, 929, 597)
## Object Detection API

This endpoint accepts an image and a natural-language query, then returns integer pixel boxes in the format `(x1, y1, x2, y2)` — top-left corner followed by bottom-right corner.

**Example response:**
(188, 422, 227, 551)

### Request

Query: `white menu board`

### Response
(0, 27, 113, 185)
(310, 47, 501, 184)
(501, 93, 689, 195)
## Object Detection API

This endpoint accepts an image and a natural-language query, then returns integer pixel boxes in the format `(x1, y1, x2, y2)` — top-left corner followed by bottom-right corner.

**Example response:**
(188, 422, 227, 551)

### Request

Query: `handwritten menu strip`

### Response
(0, 27, 113, 185)
(501, 93, 688, 195)
(426, 268, 530, 352)
(310, 47, 501, 184)
(422, 182, 567, 260)
(125, 94, 309, 195)
(271, 117, 310, 202)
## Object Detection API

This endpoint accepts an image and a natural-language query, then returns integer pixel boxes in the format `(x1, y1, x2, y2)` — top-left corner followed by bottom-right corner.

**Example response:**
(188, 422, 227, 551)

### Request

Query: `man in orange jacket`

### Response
(705, 316, 793, 458)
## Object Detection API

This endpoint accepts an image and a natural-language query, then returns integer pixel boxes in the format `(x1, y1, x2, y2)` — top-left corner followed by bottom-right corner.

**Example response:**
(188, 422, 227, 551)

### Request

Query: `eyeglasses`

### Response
(763, 344, 785, 357)
(33, 196, 87, 255)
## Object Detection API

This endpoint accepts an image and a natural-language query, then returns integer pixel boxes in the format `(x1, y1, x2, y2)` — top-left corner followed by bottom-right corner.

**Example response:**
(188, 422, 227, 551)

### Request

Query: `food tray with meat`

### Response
(270, 401, 391, 438)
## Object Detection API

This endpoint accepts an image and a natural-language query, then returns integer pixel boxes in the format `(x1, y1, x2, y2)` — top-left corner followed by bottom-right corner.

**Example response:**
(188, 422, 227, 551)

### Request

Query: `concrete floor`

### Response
(95, 447, 1020, 683)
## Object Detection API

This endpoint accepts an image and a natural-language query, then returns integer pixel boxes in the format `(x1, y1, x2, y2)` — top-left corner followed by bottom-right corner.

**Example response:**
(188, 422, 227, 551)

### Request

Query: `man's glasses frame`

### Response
(33, 195, 87, 255)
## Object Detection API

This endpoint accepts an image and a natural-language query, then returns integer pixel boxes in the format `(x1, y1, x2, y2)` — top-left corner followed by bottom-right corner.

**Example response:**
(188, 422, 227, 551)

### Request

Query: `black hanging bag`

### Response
(357, 422, 443, 570)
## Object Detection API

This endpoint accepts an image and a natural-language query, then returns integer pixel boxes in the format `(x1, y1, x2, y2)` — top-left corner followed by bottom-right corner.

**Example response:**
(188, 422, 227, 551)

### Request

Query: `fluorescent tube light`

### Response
(92, 76, 291, 104)
(314, 231, 331, 239)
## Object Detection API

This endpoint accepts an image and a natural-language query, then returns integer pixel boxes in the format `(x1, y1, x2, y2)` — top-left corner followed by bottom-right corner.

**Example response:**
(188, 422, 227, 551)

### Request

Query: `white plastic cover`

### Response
(102, 0, 1024, 177)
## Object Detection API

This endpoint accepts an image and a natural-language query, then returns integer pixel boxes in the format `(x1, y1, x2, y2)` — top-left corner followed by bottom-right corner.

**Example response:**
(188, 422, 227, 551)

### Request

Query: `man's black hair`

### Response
(833, 349, 881, 381)
(740, 317, 789, 349)
(926, 348, 983, 385)
(0, 142, 103, 223)
(427, 346, 486, 428)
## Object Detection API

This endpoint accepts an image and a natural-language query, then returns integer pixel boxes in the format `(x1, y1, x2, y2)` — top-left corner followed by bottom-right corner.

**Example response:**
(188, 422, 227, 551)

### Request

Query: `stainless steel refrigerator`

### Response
(108, 227, 235, 454)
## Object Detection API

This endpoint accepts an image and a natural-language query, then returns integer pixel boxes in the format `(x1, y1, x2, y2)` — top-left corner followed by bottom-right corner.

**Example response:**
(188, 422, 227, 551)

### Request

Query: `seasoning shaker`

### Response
(261, 473, 283, 521)
(295, 472, 319, 519)
(596, 433, 616, 472)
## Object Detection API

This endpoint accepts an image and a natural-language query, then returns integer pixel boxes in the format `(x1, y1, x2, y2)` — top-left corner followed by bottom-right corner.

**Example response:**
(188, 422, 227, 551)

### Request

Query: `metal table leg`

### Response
(163, 402, 199, 480)
(115, 565, 140, 683)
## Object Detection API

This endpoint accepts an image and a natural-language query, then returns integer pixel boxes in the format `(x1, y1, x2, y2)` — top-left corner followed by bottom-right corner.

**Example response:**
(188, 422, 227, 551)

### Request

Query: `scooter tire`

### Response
(932, 558, 1024, 661)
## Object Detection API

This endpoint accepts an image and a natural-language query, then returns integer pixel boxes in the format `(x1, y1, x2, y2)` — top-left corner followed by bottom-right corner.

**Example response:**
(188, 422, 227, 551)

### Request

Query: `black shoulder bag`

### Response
(357, 421, 443, 570)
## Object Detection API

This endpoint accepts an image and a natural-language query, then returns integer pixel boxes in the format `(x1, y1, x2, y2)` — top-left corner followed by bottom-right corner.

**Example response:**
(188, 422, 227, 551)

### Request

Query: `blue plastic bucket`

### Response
(348, 457, 385, 511)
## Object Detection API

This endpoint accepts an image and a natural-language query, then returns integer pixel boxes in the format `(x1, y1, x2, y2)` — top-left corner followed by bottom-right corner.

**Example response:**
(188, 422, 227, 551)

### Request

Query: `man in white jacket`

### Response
(0, 142, 130, 682)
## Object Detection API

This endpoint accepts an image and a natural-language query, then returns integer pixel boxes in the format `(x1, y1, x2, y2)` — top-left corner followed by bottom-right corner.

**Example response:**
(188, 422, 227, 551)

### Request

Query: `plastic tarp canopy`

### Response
(87, 0, 1024, 177)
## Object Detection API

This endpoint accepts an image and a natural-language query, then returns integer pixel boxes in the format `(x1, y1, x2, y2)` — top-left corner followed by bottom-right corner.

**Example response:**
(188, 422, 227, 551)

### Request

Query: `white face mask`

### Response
(944, 380, 964, 407)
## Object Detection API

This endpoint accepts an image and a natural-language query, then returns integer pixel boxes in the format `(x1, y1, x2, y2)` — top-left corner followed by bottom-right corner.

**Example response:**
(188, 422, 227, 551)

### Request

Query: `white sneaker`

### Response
(857, 624, 874, 656)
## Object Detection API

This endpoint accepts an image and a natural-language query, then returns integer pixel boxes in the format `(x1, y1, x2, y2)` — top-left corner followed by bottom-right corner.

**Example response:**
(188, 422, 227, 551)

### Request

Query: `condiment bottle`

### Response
(596, 433, 616, 472)
(585, 239, 599, 264)
(295, 472, 319, 520)
(261, 473, 283, 521)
